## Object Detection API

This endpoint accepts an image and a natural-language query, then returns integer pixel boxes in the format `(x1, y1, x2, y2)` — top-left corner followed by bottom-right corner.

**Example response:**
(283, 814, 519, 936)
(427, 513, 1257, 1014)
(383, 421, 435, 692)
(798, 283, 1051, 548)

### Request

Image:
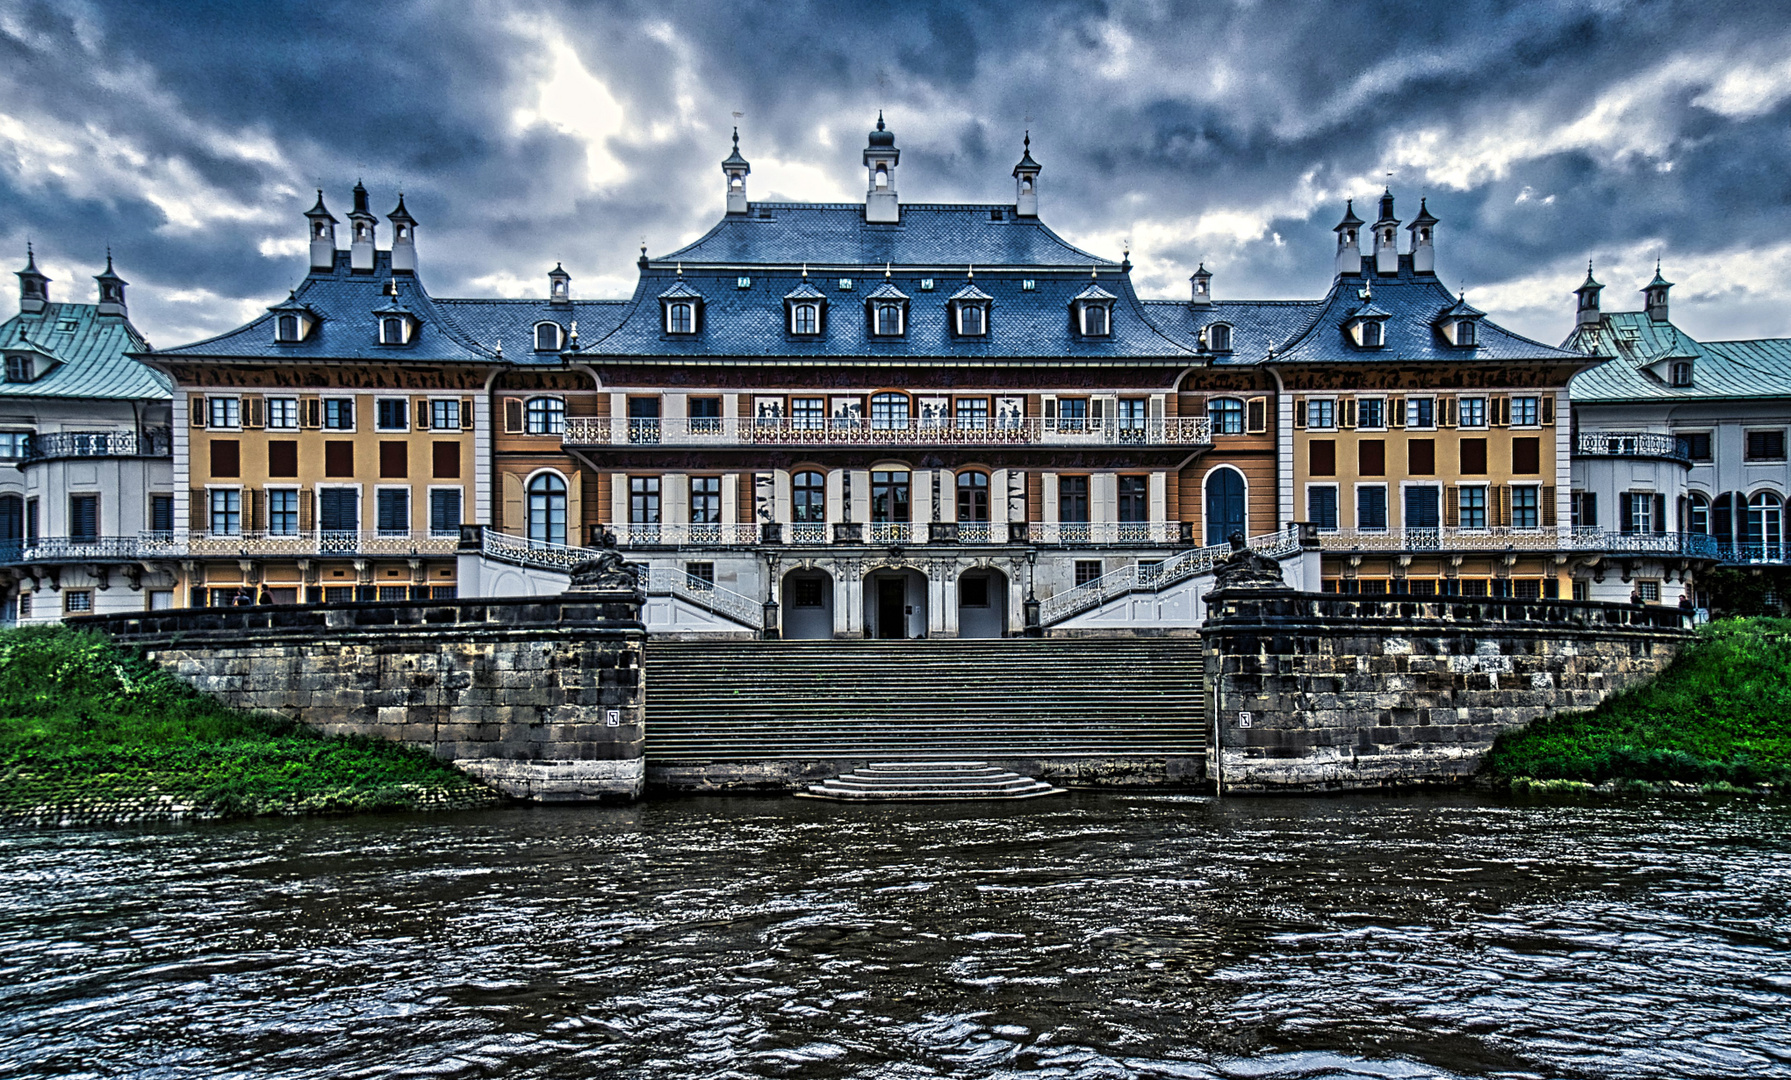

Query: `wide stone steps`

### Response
(798, 761, 1066, 801)
(645, 639, 1206, 764)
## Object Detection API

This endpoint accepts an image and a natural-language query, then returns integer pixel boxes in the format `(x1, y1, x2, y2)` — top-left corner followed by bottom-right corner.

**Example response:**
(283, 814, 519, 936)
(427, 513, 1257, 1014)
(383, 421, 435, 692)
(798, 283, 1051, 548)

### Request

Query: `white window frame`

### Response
(1406, 397, 1436, 430)
(374, 397, 409, 432)
(956, 303, 988, 337)
(1511, 396, 1541, 427)
(1354, 482, 1389, 532)
(533, 322, 563, 351)
(208, 396, 241, 430)
(264, 485, 301, 537)
(525, 396, 566, 436)
(266, 397, 299, 430)
(1206, 323, 1233, 353)
(1356, 396, 1387, 431)
(207, 486, 243, 537)
(872, 302, 905, 337)
(275, 313, 303, 343)
(1079, 302, 1111, 337)
(1459, 483, 1490, 530)
(1459, 397, 1488, 429)
(665, 301, 696, 335)
(430, 398, 463, 431)
(379, 315, 408, 345)
(1511, 484, 1543, 531)
(427, 485, 466, 537)
(1356, 320, 1384, 348)
(1307, 398, 1337, 430)
(790, 302, 821, 336)
(322, 397, 356, 432)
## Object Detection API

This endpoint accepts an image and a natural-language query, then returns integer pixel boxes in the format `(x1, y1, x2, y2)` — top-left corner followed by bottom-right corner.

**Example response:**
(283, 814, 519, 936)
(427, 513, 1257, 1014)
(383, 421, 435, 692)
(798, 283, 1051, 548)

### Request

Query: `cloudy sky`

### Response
(3, 0, 1791, 349)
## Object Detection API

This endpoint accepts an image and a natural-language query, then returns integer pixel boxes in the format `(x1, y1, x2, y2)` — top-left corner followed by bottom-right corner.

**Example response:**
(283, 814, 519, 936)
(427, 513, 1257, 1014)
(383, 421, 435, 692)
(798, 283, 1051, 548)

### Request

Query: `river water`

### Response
(1, 792, 1788, 1079)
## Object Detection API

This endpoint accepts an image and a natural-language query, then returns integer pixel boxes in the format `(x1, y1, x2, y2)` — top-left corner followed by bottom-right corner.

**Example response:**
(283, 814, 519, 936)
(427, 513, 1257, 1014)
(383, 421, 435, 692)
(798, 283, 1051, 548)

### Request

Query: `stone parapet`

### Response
(1200, 589, 1693, 793)
(74, 590, 647, 803)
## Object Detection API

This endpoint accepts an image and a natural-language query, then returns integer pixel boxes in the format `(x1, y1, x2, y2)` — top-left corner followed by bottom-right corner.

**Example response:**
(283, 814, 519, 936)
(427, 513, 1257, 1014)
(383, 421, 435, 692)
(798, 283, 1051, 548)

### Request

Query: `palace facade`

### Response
(5, 115, 1786, 630)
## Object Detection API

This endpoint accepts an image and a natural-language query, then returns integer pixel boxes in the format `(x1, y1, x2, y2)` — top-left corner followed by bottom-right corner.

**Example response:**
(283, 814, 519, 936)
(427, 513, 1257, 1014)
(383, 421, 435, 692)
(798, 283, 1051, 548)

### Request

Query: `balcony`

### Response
(562, 416, 1212, 450)
(1318, 526, 1567, 552)
(604, 520, 1190, 548)
(24, 428, 172, 463)
(175, 530, 460, 559)
(1570, 528, 1722, 558)
(1576, 431, 1690, 464)
(0, 536, 152, 565)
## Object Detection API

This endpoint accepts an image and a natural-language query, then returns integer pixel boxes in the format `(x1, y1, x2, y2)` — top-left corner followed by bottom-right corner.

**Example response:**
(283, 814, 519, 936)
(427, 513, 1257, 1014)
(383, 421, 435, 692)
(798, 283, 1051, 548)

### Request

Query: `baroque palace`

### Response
(3, 117, 1787, 632)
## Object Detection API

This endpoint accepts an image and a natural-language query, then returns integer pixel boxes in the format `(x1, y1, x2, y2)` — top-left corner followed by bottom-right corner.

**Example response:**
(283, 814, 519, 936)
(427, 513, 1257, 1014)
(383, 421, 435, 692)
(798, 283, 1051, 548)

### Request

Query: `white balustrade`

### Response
(1039, 525, 1301, 624)
(562, 415, 1211, 448)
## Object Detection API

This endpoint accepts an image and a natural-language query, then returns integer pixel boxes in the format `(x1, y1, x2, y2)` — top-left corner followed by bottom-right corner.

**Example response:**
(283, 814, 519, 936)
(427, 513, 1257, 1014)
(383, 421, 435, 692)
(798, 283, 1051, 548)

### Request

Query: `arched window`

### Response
(958, 304, 986, 336)
(791, 302, 820, 335)
(874, 302, 904, 336)
(1207, 323, 1233, 353)
(1746, 491, 1783, 556)
(1081, 304, 1110, 336)
(1359, 321, 1383, 348)
(1209, 397, 1245, 435)
(1204, 467, 1247, 547)
(527, 473, 567, 547)
(1456, 320, 1476, 347)
(793, 470, 826, 522)
(380, 316, 406, 345)
(956, 471, 990, 522)
(276, 314, 300, 342)
(874, 165, 889, 189)
(534, 323, 562, 351)
(1672, 361, 1693, 387)
(1687, 492, 1710, 534)
(525, 396, 565, 435)
(667, 302, 695, 334)
(870, 392, 910, 430)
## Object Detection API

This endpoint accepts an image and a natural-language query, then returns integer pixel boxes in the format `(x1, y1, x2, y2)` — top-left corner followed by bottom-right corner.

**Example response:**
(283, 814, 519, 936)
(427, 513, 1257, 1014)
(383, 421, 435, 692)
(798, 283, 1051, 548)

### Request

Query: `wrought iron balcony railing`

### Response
(172, 530, 460, 558)
(1575, 430, 1690, 463)
(562, 416, 1212, 449)
(1039, 525, 1304, 624)
(1317, 526, 1566, 552)
(23, 428, 172, 463)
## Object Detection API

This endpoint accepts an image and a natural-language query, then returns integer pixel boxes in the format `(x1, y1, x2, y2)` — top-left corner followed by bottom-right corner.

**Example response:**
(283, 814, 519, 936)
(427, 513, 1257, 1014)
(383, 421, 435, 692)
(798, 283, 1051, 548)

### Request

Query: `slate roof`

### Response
(1266, 256, 1584, 364)
(1139, 299, 1325, 364)
(1566, 310, 1791, 402)
(577, 266, 1192, 362)
(659, 203, 1118, 268)
(156, 250, 626, 364)
(0, 301, 168, 400)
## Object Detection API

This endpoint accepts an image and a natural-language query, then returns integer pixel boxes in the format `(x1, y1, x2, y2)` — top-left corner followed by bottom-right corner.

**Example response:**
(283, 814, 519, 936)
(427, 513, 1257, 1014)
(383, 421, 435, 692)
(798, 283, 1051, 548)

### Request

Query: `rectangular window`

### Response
(1408, 439, 1436, 475)
(319, 488, 357, 532)
(792, 579, 824, 607)
(322, 398, 354, 430)
(5, 356, 31, 383)
(150, 494, 174, 535)
(267, 397, 299, 429)
(1308, 440, 1336, 476)
(871, 470, 911, 523)
(1637, 580, 1661, 602)
(1512, 396, 1540, 426)
(1356, 486, 1387, 531)
(1358, 440, 1386, 476)
(1459, 398, 1487, 428)
(1210, 398, 1245, 435)
(1057, 398, 1088, 431)
(209, 489, 241, 536)
(790, 398, 825, 430)
(324, 586, 356, 604)
(1514, 579, 1542, 600)
(0, 431, 30, 458)
(1678, 431, 1712, 461)
(1116, 398, 1147, 434)
(689, 397, 722, 434)
(1460, 438, 1488, 474)
(1307, 399, 1336, 429)
(209, 440, 240, 478)
(1745, 429, 1787, 461)
(268, 440, 299, 477)
(1512, 485, 1541, 529)
(69, 494, 99, 542)
(431, 399, 461, 431)
(689, 476, 722, 524)
(955, 398, 989, 429)
(1572, 491, 1598, 529)
(432, 441, 460, 479)
(267, 489, 299, 536)
(431, 585, 458, 600)
(629, 477, 661, 524)
(377, 586, 408, 602)
(64, 590, 92, 614)
(1307, 486, 1338, 531)
(429, 489, 461, 536)
(685, 561, 715, 586)
(375, 399, 408, 431)
(1404, 486, 1440, 529)
(1075, 559, 1103, 587)
(25, 498, 36, 544)
(1058, 476, 1090, 523)
(376, 489, 409, 536)
(1622, 492, 1655, 535)
(374, 441, 405, 479)
(1460, 486, 1488, 529)
(1117, 475, 1148, 523)
(1512, 437, 1541, 474)
(1358, 398, 1385, 429)
(1408, 398, 1435, 429)
(208, 397, 240, 428)
(959, 576, 989, 606)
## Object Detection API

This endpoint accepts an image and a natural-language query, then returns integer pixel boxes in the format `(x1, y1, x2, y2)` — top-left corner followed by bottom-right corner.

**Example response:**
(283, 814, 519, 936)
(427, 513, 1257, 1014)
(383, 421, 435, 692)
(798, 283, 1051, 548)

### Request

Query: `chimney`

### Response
(1013, 132, 1040, 218)
(387, 194, 418, 274)
(721, 127, 751, 215)
(1407, 198, 1438, 275)
(863, 113, 900, 224)
(348, 181, 377, 273)
(1333, 201, 1363, 276)
(1373, 189, 1400, 275)
(304, 190, 338, 272)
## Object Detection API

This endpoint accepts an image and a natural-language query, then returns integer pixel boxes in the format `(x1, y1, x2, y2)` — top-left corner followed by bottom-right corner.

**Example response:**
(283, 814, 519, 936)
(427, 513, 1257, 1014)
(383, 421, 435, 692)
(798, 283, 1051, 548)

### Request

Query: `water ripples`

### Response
(1, 793, 1788, 1078)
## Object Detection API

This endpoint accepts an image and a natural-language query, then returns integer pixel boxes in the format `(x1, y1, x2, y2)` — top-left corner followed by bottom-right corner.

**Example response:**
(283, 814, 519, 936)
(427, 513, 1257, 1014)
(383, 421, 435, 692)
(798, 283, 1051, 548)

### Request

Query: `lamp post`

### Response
(1023, 547, 1041, 636)
(762, 550, 781, 639)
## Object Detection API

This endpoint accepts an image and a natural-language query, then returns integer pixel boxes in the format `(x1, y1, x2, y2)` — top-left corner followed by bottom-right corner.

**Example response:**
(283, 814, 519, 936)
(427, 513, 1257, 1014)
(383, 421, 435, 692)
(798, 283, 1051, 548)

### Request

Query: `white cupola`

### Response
(1575, 262, 1603, 329)
(304, 190, 339, 272)
(1012, 132, 1040, 218)
(1372, 189, 1400, 275)
(348, 180, 377, 273)
(1333, 200, 1363, 276)
(721, 127, 751, 215)
(864, 112, 900, 224)
(1190, 263, 1213, 307)
(1406, 198, 1438, 274)
(387, 194, 418, 274)
(549, 262, 571, 305)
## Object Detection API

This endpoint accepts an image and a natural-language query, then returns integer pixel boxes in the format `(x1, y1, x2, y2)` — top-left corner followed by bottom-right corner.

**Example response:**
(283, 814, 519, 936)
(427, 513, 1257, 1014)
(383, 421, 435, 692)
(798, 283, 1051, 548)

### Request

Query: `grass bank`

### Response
(1483, 616, 1791, 790)
(0, 625, 500, 825)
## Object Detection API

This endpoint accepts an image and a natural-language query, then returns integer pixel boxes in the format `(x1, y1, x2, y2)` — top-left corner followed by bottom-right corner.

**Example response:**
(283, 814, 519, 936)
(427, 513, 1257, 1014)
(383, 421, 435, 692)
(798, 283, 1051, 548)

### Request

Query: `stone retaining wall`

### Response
(73, 587, 647, 803)
(1200, 588, 1693, 793)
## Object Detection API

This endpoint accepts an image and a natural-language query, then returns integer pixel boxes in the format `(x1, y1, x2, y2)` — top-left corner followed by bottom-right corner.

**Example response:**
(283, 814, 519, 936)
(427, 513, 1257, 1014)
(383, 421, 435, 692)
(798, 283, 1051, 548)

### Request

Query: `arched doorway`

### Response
(864, 567, 926, 639)
(1205, 467, 1247, 546)
(781, 569, 834, 639)
(527, 473, 567, 547)
(957, 568, 1008, 638)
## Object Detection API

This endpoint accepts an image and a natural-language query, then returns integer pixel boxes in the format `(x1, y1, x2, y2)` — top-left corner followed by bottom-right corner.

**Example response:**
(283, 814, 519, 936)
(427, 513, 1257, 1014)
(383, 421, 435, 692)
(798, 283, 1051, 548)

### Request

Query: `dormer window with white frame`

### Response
(658, 279, 705, 336)
(1436, 295, 1484, 349)
(1672, 360, 1694, 387)
(873, 302, 903, 336)
(4, 355, 32, 383)
(667, 302, 695, 334)
(379, 315, 410, 345)
(1071, 282, 1116, 338)
(534, 322, 564, 351)
(864, 282, 909, 338)
(269, 297, 316, 344)
(276, 314, 302, 343)
(1357, 320, 1384, 348)
(784, 281, 827, 336)
(1205, 322, 1233, 353)
(948, 282, 992, 338)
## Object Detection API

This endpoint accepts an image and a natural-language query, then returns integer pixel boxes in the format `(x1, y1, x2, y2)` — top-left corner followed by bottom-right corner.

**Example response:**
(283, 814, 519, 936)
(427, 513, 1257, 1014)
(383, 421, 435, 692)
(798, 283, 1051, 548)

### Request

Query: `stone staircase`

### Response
(798, 761, 1065, 801)
(645, 638, 1206, 765)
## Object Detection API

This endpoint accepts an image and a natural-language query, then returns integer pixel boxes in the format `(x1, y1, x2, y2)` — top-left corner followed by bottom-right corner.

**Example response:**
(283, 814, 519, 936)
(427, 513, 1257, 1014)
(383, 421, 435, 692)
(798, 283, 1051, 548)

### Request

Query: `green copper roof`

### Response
(0, 302, 168, 400)
(1565, 310, 1791, 401)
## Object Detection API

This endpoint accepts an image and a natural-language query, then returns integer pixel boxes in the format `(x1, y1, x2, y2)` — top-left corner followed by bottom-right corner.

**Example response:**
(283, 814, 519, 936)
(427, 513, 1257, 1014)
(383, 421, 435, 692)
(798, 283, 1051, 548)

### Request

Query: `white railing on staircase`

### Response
(481, 529, 593, 571)
(478, 530, 761, 627)
(1039, 525, 1302, 625)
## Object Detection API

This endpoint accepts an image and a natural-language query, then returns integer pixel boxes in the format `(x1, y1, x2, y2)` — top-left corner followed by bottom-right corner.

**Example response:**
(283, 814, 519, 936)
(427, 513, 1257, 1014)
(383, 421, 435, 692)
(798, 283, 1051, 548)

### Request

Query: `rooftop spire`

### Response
(1013, 129, 1042, 216)
(17, 242, 49, 312)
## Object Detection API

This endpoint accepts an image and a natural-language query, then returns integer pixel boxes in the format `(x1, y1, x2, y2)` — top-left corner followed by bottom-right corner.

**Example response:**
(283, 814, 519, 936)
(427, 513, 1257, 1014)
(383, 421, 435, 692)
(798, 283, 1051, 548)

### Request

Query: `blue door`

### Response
(1205, 468, 1247, 546)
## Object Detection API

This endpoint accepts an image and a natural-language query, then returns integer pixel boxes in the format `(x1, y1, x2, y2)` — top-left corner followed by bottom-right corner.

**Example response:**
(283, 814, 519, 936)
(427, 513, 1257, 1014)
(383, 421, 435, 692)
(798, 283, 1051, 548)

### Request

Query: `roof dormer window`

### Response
(1434, 294, 1483, 349)
(4, 355, 32, 383)
(1071, 282, 1116, 338)
(658, 278, 704, 335)
(1358, 320, 1383, 348)
(380, 315, 409, 345)
(276, 314, 302, 343)
(1206, 323, 1233, 353)
(948, 282, 992, 338)
(874, 302, 903, 336)
(1672, 360, 1694, 387)
(792, 302, 820, 335)
(534, 322, 564, 351)
(865, 282, 909, 337)
(1455, 320, 1475, 347)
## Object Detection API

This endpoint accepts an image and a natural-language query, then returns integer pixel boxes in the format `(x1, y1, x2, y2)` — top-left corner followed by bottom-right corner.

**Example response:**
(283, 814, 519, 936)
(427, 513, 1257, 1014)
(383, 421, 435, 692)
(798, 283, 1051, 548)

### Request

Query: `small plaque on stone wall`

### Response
(1237, 711, 1253, 728)
(606, 709, 621, 727)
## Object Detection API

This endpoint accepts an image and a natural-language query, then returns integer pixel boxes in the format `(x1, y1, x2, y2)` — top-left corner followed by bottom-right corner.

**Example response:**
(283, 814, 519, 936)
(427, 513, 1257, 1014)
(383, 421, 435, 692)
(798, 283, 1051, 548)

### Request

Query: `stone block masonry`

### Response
(1200, 588, 1693, 793)
(74, 585, 648, 802)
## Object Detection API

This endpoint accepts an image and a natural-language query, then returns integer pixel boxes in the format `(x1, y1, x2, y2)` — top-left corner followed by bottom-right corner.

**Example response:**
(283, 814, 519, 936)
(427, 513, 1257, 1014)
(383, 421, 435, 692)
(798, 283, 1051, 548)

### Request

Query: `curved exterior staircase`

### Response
(798, 761, 1065, 801)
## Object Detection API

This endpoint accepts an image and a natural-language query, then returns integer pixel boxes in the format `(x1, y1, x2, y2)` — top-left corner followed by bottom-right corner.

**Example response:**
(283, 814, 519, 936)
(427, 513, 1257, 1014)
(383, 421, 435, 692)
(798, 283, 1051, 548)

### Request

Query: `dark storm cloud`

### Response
(3, 0, 1791, 346)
